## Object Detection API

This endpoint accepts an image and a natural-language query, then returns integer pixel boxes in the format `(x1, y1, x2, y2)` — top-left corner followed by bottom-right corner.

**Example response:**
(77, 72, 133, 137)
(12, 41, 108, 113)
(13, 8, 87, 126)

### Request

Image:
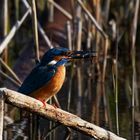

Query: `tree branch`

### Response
(0, 88, 126, 140)
(0, 93, 4, 140)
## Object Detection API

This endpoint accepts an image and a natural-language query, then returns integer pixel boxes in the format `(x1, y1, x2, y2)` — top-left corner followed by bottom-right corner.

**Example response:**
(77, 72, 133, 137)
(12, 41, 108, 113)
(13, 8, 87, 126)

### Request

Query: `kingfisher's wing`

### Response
(18, 65, 56, 95)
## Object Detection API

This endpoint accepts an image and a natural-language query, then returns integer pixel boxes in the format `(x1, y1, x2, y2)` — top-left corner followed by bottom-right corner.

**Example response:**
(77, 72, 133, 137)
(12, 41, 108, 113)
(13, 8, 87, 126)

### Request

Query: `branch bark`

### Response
(0, 88, 126, 140)
(0, 92, 4, 140)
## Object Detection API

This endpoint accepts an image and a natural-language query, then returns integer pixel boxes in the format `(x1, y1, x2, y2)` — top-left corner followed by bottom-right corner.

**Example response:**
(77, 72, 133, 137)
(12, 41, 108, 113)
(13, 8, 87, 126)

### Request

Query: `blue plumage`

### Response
(18, 48, 69, 95)
(18, 64, 55, 94)
(18, 47, 95, 99)
(40, 47, 69, 65)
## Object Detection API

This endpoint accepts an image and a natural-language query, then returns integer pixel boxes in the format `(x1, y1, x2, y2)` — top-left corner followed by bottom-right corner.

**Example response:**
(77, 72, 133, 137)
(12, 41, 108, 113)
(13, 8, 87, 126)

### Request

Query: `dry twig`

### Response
(0, 9, 30, 54)
(48, 0, 72, 20)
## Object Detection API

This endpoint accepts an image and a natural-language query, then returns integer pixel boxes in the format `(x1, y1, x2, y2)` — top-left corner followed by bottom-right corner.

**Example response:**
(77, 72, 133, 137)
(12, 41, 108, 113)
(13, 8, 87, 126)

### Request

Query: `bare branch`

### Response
(0, 88, 126, 140)
(0, 93, 4, 140)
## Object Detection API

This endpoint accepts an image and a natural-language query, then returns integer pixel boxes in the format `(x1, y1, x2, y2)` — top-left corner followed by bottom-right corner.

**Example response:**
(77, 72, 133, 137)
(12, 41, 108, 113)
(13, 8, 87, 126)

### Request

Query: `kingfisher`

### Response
(18, 47, 96, 105)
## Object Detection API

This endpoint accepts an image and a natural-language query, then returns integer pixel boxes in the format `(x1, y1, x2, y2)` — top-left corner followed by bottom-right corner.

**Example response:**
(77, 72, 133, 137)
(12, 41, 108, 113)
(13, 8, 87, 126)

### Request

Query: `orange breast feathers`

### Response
(30, 66, 66, 102)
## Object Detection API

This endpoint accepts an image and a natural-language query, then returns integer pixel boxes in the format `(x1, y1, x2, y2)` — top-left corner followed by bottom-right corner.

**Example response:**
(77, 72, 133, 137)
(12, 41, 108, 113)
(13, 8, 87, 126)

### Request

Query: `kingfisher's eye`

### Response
(61, 51, 71, 56)
(60, 52, 66, 55)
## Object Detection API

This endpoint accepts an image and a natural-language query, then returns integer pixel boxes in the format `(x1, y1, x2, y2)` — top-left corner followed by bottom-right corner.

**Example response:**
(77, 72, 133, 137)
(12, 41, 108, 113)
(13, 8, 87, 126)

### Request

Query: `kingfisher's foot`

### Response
(38, 99, 47, 108)
(52, 103, 59, 108)
(38, 99, 58, 110)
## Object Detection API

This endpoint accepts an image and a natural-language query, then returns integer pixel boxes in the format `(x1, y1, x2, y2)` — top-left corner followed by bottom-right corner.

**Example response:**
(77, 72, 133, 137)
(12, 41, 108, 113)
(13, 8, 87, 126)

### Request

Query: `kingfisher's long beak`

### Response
(66, 50, 97, 60)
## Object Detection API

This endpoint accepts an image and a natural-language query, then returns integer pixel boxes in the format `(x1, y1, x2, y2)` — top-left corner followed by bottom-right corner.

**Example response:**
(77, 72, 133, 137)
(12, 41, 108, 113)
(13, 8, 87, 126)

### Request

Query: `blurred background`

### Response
(0, 0, 140, 140)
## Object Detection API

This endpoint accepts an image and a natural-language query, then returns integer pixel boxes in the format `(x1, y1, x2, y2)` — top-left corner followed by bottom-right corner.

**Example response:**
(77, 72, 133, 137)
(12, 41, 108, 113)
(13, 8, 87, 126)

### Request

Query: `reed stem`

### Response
(131, 0, 139, 139)
(0, 9, 30, 54)
(31, 0, 40, 62)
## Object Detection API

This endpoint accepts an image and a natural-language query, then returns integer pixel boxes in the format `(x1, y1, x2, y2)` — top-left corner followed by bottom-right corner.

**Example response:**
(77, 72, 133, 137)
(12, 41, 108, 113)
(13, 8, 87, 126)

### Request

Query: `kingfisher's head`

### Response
(40, 47, 96, 66)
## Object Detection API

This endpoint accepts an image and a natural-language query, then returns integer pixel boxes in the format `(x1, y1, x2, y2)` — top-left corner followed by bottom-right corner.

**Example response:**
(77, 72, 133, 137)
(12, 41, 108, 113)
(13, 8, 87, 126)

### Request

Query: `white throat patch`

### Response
(48, 60, 57, 65)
